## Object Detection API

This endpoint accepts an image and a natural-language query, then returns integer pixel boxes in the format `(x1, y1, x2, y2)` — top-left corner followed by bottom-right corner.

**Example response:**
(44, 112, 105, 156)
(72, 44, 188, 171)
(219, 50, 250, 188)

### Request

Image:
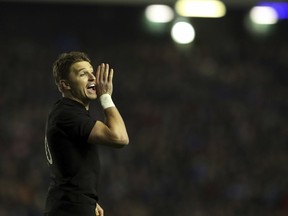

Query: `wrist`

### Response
(99, 93, 115, 109)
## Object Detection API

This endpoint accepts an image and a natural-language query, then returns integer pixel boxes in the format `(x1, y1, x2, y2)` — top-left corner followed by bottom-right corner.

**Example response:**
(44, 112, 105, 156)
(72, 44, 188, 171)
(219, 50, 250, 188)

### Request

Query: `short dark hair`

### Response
(53, 51, 91, 84)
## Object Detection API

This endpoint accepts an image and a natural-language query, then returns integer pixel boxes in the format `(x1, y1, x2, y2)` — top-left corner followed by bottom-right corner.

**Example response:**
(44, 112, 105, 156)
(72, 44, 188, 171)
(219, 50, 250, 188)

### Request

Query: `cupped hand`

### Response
(95, 63, 113, 97)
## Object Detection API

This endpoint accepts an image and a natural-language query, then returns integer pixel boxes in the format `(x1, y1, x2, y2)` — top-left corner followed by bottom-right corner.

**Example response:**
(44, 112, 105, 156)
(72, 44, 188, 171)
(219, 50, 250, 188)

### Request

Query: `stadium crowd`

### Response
(1, 3, 288, 216)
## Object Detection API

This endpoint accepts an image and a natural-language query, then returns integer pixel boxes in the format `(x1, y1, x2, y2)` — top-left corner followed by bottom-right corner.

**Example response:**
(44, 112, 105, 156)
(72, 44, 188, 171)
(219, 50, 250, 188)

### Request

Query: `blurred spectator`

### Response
(1, 3, 288, 216)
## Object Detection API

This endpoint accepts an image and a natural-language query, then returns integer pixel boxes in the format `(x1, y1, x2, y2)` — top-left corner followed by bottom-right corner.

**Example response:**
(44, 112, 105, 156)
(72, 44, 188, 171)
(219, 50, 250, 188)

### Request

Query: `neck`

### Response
(62, 94, 90, 110)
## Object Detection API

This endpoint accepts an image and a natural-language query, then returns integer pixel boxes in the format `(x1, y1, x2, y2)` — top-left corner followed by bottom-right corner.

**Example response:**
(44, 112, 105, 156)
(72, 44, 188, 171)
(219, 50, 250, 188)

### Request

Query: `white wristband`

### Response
(99, 94, 115, 109)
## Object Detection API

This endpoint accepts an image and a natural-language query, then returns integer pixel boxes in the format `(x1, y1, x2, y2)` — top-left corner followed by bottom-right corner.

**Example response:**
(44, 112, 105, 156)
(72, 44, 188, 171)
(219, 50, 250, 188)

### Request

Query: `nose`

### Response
(88, 72, 96, 80)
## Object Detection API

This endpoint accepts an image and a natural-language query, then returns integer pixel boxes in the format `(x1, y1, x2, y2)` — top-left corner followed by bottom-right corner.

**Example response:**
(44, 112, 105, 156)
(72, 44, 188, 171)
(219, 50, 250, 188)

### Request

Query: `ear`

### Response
(60, 80, 71, 90)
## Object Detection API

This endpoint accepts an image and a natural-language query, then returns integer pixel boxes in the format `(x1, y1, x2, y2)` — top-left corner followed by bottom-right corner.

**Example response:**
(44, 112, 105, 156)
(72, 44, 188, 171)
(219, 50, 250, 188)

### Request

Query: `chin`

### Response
(89, 96, 97, 100)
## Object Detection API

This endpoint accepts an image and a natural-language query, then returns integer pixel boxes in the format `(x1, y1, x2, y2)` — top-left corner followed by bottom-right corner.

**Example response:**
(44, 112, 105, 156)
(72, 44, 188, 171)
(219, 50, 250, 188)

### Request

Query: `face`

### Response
(63, 61, 97, 106)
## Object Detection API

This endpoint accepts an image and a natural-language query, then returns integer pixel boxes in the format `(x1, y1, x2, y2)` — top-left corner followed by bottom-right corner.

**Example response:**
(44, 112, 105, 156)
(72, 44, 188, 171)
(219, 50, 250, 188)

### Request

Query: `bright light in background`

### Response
(249, 6, 278, 24)
(244, 6, 277, 37)
(258, 2, 288, 19)
(171, 21, 195, 44)
(143, 5, 174, 35)
(145, 4, 174, 23)
(175, 0, 226, 18)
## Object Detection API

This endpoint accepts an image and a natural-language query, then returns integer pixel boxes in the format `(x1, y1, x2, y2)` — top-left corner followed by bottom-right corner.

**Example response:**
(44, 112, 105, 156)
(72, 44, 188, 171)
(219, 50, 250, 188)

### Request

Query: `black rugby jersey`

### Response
(44, 97, 99, 216)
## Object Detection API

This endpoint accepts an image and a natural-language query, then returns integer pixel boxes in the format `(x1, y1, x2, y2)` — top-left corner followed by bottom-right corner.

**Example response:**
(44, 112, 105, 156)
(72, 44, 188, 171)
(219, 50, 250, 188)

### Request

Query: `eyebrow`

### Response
(78, 67, 93, 73)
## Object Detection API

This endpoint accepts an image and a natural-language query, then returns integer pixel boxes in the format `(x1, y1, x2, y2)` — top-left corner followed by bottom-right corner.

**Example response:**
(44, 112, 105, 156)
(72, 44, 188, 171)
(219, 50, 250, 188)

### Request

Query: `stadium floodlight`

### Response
(249, 6, 278, 25)
(175, 0, 226, 18)
(258, 2, 288, 19)
(171, 21, 195, 44)
(145, 4, 175, 23)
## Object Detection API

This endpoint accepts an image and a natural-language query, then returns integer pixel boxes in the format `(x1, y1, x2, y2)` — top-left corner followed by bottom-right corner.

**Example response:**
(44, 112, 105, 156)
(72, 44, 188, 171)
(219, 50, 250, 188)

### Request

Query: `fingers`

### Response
(96, 65, 101, 83)
(108, 68, 113, 83)
(95, 63, 114, 96)
(104, 64, 109, 82)
(96, 63, 113, 82)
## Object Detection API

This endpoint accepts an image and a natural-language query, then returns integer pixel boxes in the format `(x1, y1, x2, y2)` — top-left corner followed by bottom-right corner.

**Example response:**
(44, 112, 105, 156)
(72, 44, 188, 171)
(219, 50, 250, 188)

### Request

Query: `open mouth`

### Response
(87, 83, 96, 93)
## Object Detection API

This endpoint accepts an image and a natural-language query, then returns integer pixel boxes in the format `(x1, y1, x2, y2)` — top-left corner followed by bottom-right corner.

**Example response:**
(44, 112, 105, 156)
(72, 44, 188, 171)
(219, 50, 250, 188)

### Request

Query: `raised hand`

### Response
(95, 63, 113, 97)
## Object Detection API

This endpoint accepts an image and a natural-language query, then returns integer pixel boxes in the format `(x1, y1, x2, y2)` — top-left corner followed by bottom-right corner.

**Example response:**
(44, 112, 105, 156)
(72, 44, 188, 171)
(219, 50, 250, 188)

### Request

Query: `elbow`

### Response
(109, 133, 129, 148)
(115, 136, 129, 148)
(123, 137, 129, 145)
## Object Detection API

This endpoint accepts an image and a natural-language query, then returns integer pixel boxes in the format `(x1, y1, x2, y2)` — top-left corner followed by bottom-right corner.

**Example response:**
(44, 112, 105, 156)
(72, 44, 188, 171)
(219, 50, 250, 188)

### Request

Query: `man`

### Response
(44, 51, 129, 216)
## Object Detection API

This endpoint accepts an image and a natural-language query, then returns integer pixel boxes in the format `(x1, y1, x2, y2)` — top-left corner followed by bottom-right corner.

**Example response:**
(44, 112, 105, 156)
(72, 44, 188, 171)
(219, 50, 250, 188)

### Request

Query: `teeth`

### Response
(88, 84, 95, 88)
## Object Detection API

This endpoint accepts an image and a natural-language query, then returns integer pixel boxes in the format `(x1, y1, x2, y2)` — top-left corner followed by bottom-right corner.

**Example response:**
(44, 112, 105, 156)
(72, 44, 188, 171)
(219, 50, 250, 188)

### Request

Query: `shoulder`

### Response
(52, 98, 87, 116)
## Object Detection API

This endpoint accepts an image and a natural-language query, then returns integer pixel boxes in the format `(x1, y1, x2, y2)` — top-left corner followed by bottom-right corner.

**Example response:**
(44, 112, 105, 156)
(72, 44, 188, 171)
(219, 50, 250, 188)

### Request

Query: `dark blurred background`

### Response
(1, 1, 288, 216)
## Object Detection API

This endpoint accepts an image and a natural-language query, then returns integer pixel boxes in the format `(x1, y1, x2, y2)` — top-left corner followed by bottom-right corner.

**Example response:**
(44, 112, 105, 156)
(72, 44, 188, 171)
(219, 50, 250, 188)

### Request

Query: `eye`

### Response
(79, 71, 88, 77)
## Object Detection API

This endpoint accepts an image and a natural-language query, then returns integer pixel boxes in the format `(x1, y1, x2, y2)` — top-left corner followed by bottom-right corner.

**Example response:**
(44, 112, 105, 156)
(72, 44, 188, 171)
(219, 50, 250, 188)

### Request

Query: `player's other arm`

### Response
(88, 63, 129, 148)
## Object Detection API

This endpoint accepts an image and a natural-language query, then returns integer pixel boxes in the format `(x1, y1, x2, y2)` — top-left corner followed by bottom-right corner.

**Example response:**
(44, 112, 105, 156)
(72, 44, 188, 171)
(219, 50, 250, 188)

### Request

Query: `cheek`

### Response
(69, 82, 86, 95)
(70, 80, 85, 90)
